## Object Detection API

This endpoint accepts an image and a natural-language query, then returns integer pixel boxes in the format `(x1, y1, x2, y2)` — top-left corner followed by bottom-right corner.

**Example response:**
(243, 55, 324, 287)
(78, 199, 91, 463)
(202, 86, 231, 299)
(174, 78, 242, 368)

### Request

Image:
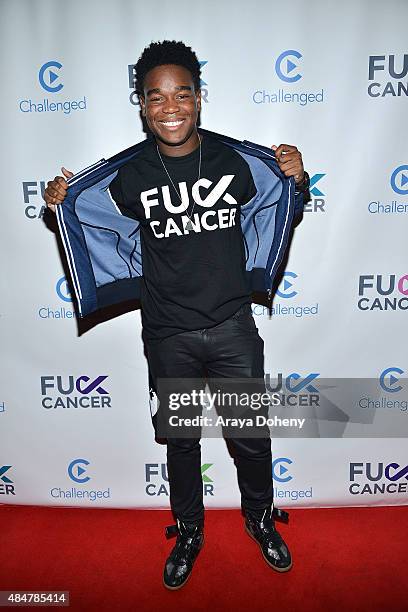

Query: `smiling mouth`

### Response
(159, 119, 185, 128)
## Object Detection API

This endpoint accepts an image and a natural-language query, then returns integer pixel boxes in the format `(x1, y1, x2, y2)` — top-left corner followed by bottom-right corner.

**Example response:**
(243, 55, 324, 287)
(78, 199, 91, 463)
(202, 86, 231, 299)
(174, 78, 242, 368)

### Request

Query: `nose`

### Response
(162, 99, 180, 114)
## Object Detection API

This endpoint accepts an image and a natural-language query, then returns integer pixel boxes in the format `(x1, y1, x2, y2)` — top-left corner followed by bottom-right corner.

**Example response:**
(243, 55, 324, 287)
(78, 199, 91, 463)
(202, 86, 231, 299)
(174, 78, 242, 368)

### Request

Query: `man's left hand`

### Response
(272, 144, 304, 185)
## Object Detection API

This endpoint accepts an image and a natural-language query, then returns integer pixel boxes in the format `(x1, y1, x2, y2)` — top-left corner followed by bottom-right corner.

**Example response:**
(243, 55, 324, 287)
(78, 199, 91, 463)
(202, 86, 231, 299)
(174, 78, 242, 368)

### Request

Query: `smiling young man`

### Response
(44, 40, 309, 590)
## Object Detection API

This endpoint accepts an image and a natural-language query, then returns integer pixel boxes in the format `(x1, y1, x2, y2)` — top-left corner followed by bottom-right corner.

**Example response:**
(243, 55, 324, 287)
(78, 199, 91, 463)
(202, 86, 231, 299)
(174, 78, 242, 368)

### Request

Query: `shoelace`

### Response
(259, 520, 285, 549)
(170, 530, 200, 564)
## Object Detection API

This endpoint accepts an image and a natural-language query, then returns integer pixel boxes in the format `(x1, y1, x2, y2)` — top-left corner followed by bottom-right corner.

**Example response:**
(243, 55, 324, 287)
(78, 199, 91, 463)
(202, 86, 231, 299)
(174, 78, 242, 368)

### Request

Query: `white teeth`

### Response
(161, 120, 183, 127)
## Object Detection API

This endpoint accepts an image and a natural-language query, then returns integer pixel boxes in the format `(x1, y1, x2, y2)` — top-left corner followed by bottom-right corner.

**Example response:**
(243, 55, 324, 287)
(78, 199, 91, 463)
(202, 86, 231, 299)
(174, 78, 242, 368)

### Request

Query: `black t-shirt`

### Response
(109, 135, 257, 340)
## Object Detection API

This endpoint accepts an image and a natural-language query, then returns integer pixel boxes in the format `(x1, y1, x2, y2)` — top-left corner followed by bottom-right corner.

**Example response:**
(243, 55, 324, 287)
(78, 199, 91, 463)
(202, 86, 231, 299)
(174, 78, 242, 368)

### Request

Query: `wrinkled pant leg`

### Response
(226, 436, 273, 517)
(204, 306, 273, 517)
(145, 331, 206, 524)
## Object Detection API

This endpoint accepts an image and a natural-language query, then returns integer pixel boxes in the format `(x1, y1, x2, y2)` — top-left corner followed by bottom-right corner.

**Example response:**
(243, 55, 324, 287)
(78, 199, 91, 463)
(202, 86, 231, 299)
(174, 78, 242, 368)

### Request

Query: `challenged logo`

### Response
(359, 368, 407, 413)
(275, 50, 302, 83)
(37, 276, 75, 320)
(276, 271, 298, 299)
(252, 50, 324, 106)
(50, 459, 111, 501)
(379, 367, 404, 393)
(368, 166, 408, 214)
(39, 61, 63, 93)
(272, 457, 293, 483)
(252, 270, 319, 317)
(390, 165, 408, 195)
(68, 459, 90, 483)
(19, 60, 87, 114)
(56, 276, 72, 303)
(272, 457, 312, 499)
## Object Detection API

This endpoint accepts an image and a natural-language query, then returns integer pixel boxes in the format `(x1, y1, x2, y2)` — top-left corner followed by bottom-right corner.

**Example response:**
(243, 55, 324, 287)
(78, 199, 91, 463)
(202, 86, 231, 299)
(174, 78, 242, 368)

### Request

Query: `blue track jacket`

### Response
(56, 128, 304, 317)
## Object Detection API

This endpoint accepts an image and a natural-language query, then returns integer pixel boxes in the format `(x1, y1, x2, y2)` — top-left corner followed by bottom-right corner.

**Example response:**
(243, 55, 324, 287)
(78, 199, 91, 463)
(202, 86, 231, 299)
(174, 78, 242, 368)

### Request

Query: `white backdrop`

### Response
(1, 0, 407, 509)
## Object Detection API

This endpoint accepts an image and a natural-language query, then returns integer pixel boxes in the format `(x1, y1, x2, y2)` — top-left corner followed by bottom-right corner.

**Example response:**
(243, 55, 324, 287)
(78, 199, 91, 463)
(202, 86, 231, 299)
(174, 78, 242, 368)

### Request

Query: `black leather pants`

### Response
(145, 303, 273, 524)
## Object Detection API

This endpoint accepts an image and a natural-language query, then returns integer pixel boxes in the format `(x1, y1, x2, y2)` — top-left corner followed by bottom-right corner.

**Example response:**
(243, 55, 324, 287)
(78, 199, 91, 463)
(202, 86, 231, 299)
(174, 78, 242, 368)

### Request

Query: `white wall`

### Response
(1, 0, 407, 509)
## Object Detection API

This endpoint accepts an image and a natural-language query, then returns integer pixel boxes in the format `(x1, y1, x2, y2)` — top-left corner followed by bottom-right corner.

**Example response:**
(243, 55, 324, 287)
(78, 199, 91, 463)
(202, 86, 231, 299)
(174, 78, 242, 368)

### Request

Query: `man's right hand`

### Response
(44, 167, 74, 213)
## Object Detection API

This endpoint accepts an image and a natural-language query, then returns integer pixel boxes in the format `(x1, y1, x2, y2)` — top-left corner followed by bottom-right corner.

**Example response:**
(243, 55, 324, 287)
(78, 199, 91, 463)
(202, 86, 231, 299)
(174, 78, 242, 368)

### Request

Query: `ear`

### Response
(139, 95, 146, 116)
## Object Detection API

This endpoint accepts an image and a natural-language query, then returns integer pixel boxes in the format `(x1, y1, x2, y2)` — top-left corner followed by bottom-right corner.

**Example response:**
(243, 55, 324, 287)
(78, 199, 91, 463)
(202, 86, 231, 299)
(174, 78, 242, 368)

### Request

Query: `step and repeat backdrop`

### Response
(1, 0, 407, 509)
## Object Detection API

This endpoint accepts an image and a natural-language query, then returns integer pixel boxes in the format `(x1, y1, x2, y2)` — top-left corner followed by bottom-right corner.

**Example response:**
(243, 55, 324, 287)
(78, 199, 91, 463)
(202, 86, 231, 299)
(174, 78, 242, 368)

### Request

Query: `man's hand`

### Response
(43, 167, 73, 213)
(271, 144, 304, 185)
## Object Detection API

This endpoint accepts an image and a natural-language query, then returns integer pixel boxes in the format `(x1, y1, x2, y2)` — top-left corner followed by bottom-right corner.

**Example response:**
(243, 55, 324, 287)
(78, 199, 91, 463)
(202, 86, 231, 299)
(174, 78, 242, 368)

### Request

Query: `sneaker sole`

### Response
(245, 525, 293, 573)
(163, 572, 192, 591)
(162, 538, 204, 590)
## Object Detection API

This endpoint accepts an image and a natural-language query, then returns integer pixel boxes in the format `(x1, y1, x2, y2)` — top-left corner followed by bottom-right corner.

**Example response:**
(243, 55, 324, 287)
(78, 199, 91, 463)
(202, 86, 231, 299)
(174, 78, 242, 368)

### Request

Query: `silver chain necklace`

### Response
(156, 136, 202, 232)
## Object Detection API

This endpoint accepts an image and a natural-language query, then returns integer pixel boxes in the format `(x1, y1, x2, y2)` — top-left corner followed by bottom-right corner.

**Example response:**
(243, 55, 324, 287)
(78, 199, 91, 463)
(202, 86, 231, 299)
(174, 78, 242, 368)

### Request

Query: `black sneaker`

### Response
(245, 507, 292, 572)
(163, 519, 204, 590)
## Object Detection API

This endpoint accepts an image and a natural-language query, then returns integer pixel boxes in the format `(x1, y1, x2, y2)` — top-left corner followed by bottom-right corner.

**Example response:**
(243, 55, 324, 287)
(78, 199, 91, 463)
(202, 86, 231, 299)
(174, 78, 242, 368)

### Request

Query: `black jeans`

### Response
(145, 303, 273, 524)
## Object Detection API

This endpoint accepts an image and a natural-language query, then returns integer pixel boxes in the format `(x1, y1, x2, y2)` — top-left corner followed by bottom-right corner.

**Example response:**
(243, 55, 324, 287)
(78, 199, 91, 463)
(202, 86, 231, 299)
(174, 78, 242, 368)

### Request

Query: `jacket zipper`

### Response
(242, 141, 276, 159)
(243, 140, 280, 302)
(67, 159, 108, 186)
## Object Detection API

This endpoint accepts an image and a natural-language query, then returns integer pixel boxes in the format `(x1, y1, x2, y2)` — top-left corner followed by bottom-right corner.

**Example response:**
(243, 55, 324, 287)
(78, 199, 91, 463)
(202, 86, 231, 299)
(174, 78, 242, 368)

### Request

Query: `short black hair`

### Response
(135, 40, 201, 94)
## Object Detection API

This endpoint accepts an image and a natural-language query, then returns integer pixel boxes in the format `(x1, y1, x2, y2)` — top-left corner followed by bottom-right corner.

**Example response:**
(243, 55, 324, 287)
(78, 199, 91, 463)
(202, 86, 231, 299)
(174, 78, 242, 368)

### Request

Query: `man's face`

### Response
(140, 64, 201, 153)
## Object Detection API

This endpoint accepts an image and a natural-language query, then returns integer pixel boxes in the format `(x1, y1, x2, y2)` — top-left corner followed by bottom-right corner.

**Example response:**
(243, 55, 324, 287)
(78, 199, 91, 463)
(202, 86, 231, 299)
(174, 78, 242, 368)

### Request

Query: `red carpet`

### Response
(0, 505, 406, 611)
